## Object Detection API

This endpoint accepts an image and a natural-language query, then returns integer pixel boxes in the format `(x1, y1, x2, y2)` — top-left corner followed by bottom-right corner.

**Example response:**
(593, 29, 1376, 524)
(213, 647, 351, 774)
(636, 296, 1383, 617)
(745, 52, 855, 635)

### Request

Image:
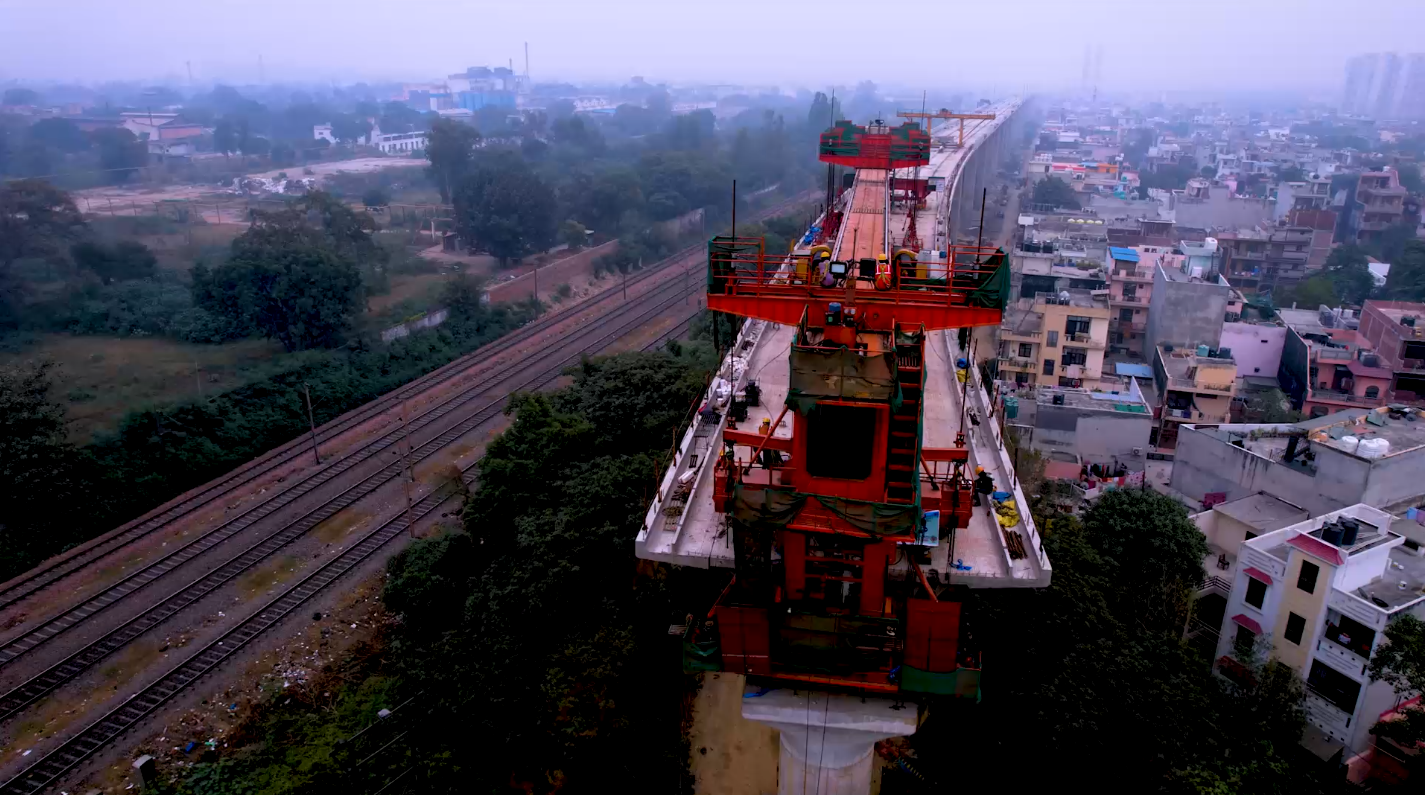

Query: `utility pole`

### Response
(302, 383, 321, 465)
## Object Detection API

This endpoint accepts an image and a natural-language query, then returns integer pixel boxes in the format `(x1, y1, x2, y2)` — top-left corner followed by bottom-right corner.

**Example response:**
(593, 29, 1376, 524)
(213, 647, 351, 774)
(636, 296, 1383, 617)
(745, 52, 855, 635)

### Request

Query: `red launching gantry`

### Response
(680, 117, 1012, 697)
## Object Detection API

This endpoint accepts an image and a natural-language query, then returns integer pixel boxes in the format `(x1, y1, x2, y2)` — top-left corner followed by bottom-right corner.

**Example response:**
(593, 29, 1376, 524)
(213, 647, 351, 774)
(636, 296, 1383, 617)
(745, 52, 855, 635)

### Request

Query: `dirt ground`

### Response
(687, 674, 780, 795)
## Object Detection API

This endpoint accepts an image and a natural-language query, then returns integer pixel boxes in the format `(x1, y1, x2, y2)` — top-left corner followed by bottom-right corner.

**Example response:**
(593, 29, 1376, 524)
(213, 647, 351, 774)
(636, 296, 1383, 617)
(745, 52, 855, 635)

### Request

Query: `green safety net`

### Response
(682, 639, 722, 673)
(731, 485, 920, 536)
(900, 665, 982, 700)
(785, 345, 901, 414)
(962, 248, 1010, 310)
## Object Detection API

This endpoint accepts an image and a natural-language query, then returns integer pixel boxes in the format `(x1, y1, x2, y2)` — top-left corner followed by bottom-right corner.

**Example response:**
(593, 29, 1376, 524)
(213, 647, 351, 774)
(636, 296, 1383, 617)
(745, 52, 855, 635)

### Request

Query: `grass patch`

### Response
(99, 639, 166, 688)
(236, 555, 303, 601)
(0, 334, 288, 443)
(315, 510, 371, 546)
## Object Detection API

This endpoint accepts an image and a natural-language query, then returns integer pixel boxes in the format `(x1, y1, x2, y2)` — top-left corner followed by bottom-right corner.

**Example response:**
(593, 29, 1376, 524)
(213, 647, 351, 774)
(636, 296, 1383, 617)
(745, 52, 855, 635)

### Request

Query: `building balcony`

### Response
(1112, 269, 1153, 283)
(1001, 329, 1042, 343)
(998, 356, 1037, 372)
(1309, 389, 1384, 408)
(1110, 295, 1148, 306)
(1065, 333, 1104, 349)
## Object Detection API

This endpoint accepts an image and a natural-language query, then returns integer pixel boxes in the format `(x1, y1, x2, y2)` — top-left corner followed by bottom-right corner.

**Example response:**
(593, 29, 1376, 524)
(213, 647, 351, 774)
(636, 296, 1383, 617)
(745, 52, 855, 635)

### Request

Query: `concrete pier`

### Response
(741, 687, 918, 795)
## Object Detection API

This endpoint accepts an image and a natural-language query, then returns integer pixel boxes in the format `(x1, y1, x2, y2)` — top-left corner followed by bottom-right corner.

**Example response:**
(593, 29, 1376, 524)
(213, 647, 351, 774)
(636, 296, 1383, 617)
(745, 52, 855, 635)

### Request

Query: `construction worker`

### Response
(972, 466, 995, 506)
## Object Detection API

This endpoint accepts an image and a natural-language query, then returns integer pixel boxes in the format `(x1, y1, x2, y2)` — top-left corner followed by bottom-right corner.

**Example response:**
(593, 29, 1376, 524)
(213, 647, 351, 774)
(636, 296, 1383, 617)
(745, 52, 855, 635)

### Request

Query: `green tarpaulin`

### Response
(731, 486, 920, 537)
(786, 345, 900, 414)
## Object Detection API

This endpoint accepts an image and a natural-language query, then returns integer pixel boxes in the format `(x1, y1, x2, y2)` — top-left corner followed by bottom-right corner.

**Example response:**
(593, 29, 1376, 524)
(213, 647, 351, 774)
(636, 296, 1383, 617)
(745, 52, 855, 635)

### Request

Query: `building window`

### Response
(1284, 612, 1306, 645)
(1365, 386, 1379, 399)
(1307, 659, 1362, 715)
(1066, 316, 1092, 336)
(1045, 330, 1058, 347)
(1233, 624, 1256, 658)
(1043, 360, 1055, 376)
(1297, 560, 1319, 594)
(1119, 308, 1134, 322)
(1061, 348, 1087, 367)
(1019, 343, 1033, 358)
(1244, 577, 1267, 609)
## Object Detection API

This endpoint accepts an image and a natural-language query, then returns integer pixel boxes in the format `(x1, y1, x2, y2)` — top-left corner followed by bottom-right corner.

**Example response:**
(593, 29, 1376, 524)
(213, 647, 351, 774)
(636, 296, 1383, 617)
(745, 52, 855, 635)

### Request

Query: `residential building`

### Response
(1106, 246, 1153, 356)
(1221, 321, 1287, 382)
(1288, 208, 1338, 274)
(1274, 176, 1334, 220)
(1152, 345, 1237, 448)
(997, 289, 1110, 389)
(1213, 504, 1425, 756)
(120, 112, 205, 143)
(1144, 256, 1231, 360)
(1005, 380, 1153, 473)
(1187, 493, 1311, 650)
(370, 129, 427, 154)
(1171, 407, 1425, 515)
(1353, 169, 1408, 245)
(1216, 226, 1314, 295)
(1358, 300, 1425, 402)
(1278, 307, 1393, 417)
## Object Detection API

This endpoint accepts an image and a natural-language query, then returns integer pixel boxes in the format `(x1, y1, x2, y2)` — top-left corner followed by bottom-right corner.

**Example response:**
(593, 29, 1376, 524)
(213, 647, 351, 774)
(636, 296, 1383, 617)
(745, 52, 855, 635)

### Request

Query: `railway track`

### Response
(0, 193, 810, 618)
(0, 254, 711, 711)
(0, 250, 717, 795)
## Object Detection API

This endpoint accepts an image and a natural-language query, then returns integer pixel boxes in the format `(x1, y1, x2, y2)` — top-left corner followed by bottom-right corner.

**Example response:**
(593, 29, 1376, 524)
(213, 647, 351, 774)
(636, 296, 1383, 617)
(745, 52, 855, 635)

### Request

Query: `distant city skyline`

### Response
(4, 0, 1425, 96)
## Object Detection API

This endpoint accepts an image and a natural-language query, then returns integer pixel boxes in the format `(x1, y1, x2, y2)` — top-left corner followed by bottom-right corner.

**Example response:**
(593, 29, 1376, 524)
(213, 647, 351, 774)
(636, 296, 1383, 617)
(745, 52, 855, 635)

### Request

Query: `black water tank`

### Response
(1321, 521, 1344, 546)
(1340, 518, 1360, 547)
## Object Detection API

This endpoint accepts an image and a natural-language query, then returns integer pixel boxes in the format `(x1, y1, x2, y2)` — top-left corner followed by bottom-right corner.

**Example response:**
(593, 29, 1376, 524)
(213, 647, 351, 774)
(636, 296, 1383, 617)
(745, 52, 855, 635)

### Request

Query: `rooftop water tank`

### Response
(1321, 522, 1344, 546)
(1197, 344, 1210, 356)
(1339, 435, 1360, 454)
(1359, 438, 1391, 459)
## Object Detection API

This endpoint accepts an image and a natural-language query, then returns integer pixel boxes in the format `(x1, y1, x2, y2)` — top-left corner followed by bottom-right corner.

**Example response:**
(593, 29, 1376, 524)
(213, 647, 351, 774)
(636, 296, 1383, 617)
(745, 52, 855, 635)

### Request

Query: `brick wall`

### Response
(484, 240, 620, 304)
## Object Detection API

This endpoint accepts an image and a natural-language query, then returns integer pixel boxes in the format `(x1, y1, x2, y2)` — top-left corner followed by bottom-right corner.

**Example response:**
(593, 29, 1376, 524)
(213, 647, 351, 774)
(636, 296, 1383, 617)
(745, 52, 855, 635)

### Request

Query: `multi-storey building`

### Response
(1106, 246, 1154, 356)
(1278, 307, 1394, 417)
(1151, 344, 1237, 449)
(1214, 504, 1425, 755)
(1353, 169, 1408, 245)
(1358, 300, 1425, 403)
(1216, 226, 1314, 295)
(998, 289, 1111, 388)
(1343, 53, 1404, 118)
(1144, 255, 1231, 359)
(1172, 407, 1425, 516)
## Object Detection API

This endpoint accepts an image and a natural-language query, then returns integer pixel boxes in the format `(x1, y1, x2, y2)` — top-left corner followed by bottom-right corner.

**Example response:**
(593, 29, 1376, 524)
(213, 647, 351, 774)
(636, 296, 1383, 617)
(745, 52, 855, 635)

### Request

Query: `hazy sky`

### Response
(3, 0, 1424, 94)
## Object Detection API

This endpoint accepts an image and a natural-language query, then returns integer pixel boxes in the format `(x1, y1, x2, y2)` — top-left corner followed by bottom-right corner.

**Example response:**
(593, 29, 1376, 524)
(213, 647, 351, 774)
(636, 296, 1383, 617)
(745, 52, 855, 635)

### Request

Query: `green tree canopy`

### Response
(424, 117, 480, 203)
(1321, 244, 1375, 305)
(1367, 614, 1425, 780)
(90, 127, 147, 184)
(1032, 175, 1080, 209)
(452, 152, 557, 264)
(0, 360, 85, 568)
(192, 197, 369, 351)
(70, 240, 157, 284)
(1385, 239, 1425, 301)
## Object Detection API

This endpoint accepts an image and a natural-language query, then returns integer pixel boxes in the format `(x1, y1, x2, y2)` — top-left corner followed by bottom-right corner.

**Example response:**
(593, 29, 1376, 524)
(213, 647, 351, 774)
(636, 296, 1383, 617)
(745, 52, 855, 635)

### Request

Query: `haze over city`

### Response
(4, 0, 1425, 93)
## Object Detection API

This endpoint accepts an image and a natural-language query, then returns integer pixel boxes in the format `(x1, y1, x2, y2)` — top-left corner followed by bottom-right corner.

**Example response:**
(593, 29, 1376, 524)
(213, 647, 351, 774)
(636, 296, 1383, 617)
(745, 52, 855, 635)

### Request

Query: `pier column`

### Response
(742, 687, 919, 795)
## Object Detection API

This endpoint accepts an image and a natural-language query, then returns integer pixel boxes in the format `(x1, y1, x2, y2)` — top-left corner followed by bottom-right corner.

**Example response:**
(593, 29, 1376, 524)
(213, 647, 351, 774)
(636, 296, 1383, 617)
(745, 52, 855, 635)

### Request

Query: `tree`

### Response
(27, 118, 88, 153)
(0, 179, 87, 269)
(362, 187, 390, 209)
(1079, 489, 1208, 633)
(425, 118, 480, 203)
(1367, 614, 1425, 780)
(1385, 239, 1425, 301)
(558, 219, 587, 250)
(192, 201, 367, 351)
(1398, 162, 1423, 195)
(330, 113, 372, 145)
(213, 118, 237, 156)
(0, 360, 84, 568)
(1, 88, 39, 106)
(1320, 244, 1376, 305)
(1274, 165, 1306, 184)
(1281, 274, 1340, 310)
(452, 153, 557, 264)
(70, 240, 157, 284)
(91, 127, 147, 184)
(1032, 176, 1080, 209)
(1246, 388, 1302, 423)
